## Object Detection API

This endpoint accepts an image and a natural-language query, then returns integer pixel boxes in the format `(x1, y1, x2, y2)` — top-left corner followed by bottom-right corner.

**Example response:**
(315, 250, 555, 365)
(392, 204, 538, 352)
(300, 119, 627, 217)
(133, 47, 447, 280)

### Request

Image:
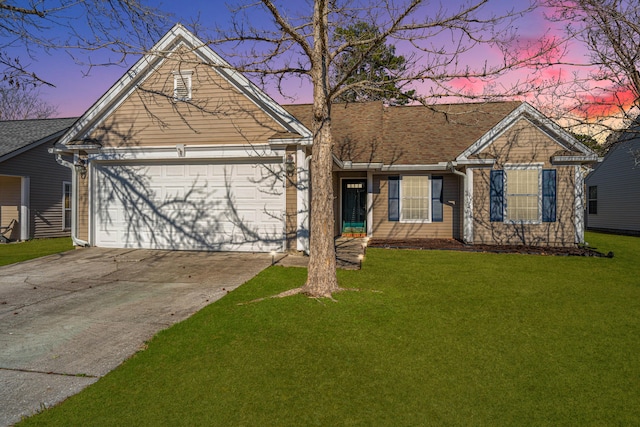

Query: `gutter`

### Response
(50, 148, 90, 247)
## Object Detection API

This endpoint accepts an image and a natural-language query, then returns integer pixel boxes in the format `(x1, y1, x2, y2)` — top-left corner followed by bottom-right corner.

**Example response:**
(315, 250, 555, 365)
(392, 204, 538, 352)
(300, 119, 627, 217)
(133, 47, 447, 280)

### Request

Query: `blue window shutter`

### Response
(432, 176, 443, 222)
(542, 169, 556, 222)
(490, 170, 504, 222)
(388, 176, 400, 221)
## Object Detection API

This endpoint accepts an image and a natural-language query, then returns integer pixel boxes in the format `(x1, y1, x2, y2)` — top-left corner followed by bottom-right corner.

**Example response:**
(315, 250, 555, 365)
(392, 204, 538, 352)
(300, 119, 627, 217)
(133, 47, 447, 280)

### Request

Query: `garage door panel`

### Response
(94, 161, 285, 252)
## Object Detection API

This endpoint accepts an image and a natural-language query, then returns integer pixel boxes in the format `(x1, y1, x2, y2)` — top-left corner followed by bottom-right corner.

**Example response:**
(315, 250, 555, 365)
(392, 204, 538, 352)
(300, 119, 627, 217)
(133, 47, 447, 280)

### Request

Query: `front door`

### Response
(342, 179, 367, 235)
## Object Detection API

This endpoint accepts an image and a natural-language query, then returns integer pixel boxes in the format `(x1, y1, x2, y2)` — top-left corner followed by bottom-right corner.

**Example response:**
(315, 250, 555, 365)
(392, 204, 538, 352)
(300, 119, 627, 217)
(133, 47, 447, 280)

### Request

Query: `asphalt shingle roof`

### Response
(285, 101, 522, 165)
(0, 117, 78, 158)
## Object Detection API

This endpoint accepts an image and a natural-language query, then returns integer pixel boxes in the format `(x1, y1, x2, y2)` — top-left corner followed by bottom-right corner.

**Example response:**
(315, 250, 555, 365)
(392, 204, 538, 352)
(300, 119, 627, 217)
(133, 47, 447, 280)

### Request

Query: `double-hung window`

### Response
(388, 175, 443, 223)
(588, 186, 597, 214)
(490, 165, 556, 223)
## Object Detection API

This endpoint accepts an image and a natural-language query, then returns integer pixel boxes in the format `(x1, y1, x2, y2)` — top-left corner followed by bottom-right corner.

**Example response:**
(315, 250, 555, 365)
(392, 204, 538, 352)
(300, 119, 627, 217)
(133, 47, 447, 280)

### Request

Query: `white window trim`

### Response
(503, 163, 543, 224)
(62, 181, 71, 231)
(173, 70, 193, 101)
(399, 174, 432, 223)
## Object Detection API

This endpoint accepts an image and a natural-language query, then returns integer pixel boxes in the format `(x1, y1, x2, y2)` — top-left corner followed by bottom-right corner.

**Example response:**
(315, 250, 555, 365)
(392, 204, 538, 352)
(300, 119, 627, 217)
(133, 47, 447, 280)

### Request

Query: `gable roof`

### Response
(0, 117, 78, 161)
(457, 102, 596, 162)
(285, 101, 522, 165)
(59, 23, 311, 147)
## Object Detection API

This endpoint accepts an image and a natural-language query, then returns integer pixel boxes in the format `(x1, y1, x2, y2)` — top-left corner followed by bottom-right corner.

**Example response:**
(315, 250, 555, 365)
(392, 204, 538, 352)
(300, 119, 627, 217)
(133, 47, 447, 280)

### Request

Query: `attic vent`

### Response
(173, 71, 193, 101)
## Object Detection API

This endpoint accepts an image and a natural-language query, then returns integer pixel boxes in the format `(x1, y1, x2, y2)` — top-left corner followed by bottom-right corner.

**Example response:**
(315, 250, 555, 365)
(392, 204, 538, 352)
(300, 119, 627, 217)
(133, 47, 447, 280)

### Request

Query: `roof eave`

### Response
(551, 155, 601, 165)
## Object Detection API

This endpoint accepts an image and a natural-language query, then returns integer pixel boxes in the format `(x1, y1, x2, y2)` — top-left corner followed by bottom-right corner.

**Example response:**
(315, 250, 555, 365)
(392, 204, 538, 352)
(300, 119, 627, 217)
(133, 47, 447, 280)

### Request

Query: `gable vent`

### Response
(173, 71, 193, 101)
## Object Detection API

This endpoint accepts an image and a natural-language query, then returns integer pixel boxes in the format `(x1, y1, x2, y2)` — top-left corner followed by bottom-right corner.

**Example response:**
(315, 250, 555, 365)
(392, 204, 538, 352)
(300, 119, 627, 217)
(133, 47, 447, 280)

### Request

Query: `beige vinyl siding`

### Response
(90, 50, 287, 148)
(77, 171, 90, 242)
(471, 118, 577, 246)
(0, 142, 71, 239)
(586, 138, 640, 234)
(372, 173, 459, 240)
(0, 176, 21, 240)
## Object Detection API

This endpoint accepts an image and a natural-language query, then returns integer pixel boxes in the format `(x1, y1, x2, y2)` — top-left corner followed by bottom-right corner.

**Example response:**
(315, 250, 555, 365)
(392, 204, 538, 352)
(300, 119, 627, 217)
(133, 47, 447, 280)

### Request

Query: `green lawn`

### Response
(0, 238, 73, 267)
(21, 232, 640, 426)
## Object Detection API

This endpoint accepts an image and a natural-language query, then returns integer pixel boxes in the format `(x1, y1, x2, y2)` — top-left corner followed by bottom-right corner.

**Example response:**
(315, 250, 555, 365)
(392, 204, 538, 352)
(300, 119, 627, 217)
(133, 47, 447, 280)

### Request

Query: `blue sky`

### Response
(21, 0, 590, 118)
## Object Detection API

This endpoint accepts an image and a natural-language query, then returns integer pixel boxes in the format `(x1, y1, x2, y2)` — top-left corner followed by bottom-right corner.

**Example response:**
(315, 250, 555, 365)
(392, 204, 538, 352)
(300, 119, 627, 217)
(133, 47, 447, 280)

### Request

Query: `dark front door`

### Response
(342, 179, 367, 234)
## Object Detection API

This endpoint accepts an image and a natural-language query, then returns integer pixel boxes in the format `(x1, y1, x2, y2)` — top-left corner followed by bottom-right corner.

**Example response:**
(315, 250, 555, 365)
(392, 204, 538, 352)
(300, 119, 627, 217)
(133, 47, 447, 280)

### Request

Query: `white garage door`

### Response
(93, 161, 285, 252)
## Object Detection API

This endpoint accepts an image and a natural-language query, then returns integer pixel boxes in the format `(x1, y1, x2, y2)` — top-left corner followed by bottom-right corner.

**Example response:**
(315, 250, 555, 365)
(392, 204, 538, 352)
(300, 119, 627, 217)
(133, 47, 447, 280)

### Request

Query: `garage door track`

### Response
(0, 248, 272, 426)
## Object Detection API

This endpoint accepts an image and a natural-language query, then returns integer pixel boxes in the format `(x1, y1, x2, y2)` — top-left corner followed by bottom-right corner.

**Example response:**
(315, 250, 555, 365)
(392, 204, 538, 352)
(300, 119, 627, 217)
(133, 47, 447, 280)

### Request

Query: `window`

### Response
(588, 186, 597, 215)
(63, 182, 71, 230)
(401, 175, 430, 221)
(490, 166, 556, 223)
(388, 175, 439, 222)
(506, 168, 539, 221)
(173, 71, 193, 101)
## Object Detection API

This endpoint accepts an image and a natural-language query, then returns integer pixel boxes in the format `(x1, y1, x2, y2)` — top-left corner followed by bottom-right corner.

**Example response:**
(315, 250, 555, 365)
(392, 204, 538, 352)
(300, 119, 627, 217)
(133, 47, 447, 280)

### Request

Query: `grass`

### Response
(0, 237, 73, 267)
(20, 232, 640, 426)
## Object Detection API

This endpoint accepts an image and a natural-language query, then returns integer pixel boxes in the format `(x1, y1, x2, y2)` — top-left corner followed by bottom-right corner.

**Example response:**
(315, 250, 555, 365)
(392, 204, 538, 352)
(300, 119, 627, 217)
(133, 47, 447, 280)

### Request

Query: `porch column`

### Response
(574, 166, 585, 244)
(20, 176, 30, 240)
(296, 147, 310, 253)
(464, 169, 473, 244)
(366, 171, 373, 236)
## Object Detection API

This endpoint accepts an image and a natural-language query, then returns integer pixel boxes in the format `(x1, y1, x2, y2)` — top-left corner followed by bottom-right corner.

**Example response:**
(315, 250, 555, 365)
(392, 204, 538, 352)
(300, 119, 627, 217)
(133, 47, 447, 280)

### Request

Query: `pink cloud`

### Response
(576, 87, 637, 118)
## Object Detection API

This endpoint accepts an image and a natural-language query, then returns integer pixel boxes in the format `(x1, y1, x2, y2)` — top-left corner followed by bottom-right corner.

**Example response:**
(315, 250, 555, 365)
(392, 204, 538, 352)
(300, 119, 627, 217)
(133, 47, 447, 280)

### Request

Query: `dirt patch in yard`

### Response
(368, 238, 611, 257)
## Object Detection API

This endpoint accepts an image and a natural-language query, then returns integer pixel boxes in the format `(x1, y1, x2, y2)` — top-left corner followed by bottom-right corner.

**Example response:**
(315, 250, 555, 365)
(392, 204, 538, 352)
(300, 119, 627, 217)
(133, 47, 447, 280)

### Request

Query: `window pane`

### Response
(506, 168, 539, 221)
(401, 176, 429, 221)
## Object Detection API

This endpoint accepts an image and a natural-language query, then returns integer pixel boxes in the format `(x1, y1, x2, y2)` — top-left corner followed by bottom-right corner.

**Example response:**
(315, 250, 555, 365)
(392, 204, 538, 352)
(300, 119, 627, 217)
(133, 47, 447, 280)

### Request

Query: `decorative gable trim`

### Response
(456, 102, 595, 162)
(59, 23, 311, 146)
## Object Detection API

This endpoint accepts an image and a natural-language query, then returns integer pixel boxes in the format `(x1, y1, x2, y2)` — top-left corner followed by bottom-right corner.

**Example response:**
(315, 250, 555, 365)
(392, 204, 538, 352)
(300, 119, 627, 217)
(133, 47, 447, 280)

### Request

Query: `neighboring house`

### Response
(0, 118, 77, 241)
(585, 127, 640, 235)
(54, 24, 598, 252)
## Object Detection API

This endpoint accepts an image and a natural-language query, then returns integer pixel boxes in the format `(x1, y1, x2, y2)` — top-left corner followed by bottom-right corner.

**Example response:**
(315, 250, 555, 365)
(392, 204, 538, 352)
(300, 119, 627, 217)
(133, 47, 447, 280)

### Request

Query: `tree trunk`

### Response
(300, 0, 339, 297)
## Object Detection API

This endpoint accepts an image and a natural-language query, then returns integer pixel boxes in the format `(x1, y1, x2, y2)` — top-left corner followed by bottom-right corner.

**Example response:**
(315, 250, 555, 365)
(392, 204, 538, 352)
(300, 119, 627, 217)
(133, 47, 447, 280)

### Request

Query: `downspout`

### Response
(447, 161, 471, 244)
(54, 153, 90, 247)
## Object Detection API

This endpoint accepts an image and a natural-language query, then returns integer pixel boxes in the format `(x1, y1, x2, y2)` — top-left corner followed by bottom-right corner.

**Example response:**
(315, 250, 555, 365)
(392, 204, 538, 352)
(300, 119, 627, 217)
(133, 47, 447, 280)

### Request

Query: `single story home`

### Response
(585, 125, 640, 235)
(0, 118, 77, 241)
(53, 24, 598, 252)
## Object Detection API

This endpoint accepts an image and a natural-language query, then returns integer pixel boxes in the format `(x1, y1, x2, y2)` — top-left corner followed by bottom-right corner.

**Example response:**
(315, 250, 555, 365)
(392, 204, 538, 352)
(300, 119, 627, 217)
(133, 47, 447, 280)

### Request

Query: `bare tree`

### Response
(210, 0, 558, 298)
(0, 1, 167, 88)
(0, 85, 57, 119)
(543, 0, 640, 144)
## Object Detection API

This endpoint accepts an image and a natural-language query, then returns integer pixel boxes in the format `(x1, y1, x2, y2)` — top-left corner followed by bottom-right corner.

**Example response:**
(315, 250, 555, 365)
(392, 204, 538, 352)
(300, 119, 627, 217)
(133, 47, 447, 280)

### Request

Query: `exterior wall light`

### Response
(285, 154, 296, 177)
(75, 159, 87, 179)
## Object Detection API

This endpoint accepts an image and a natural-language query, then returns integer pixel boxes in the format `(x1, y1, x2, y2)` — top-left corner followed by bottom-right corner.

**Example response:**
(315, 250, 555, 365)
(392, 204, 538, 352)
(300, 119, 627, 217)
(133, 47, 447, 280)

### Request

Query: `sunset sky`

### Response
(20, 0, 600, 119)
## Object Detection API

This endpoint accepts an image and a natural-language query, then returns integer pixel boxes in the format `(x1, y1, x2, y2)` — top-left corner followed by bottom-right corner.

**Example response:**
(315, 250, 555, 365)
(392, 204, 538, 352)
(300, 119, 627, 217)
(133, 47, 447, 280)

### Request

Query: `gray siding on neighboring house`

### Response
(586, 137, 640, 234)
(0, 141, 71, 239)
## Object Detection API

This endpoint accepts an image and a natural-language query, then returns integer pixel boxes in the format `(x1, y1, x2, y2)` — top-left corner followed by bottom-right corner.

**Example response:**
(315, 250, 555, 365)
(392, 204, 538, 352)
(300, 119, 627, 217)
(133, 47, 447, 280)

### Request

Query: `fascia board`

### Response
(268, 136, 312, 146)
(551, 155, 600, 164)
(337, 162, 384, 170)
(88, 144, 285, 161)
(455, 158, 496, 166)
(380, 164, 450, 171)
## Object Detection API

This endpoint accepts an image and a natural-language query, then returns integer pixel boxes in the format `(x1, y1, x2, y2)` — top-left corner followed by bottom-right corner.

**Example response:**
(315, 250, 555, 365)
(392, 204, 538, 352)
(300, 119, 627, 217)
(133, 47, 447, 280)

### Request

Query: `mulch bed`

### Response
(367, 238, 611, 257)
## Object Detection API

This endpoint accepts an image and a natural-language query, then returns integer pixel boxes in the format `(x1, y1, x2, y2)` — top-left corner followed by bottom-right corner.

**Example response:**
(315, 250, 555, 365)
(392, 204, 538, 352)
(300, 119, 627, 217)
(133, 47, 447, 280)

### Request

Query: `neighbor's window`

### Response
(173, 70, 193, 101)
(505, 167, 540, 221)
(588, 186, 597, 215)
(63, 181, 71, 230)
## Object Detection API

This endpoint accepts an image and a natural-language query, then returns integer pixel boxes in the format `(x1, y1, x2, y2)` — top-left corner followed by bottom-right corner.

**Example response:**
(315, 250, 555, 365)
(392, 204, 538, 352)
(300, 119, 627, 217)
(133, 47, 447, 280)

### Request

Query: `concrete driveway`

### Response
(0, 248, 273, 426)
